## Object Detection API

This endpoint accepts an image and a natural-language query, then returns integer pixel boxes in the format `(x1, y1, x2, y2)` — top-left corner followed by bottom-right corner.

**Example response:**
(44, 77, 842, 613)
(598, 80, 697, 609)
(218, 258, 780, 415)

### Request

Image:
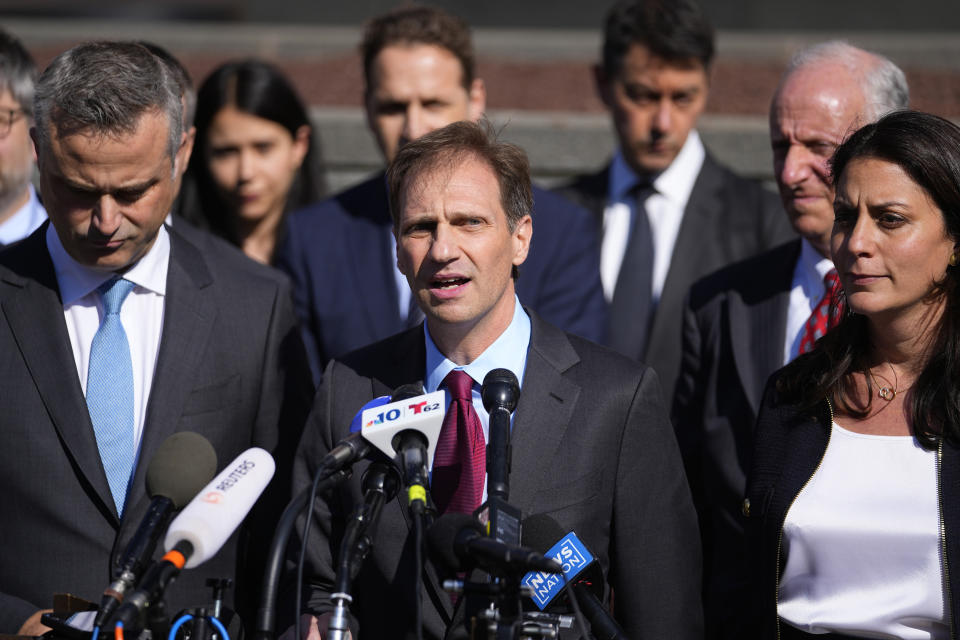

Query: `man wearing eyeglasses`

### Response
(0, 29, 45, 248)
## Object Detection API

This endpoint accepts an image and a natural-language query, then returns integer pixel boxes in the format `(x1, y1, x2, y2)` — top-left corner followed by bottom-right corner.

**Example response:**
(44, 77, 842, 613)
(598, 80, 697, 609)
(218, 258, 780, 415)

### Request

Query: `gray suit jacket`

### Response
(555, 152, 794, 402)
(0, 224, 313, 632)
(671, 239, 799, 639)
(292, 311, 702, 640)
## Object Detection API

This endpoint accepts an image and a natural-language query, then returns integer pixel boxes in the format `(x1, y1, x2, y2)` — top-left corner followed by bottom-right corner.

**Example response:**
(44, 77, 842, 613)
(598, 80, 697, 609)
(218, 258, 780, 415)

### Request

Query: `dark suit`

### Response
(0, 224, 314, 632)
(555, 152, 794, 402)
(671, 239, 799, 638)
(275, 174, 607, 382)
(293, 310, 702, 640)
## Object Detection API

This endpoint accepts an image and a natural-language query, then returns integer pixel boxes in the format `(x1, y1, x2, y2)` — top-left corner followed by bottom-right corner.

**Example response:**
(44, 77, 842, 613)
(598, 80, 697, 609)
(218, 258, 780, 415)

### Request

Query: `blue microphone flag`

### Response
(521, 531, 594, 610)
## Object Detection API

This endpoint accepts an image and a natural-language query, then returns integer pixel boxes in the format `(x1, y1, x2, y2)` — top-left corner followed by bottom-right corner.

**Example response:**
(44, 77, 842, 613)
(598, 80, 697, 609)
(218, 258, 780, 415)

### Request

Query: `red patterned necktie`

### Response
(798, 268, 845, 354)
(431, 370, 486, 514)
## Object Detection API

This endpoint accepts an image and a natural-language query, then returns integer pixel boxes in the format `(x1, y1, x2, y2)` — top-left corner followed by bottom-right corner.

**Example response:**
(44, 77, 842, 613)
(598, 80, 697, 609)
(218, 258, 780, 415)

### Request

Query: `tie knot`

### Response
(824, 268, 840, 288)
(443, 369, 474, 401)
(98, 277, 136, 315)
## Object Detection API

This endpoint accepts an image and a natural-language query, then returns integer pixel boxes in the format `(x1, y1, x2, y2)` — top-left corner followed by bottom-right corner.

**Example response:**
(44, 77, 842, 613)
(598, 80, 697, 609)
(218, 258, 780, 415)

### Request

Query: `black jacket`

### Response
(744, 376, 960, 638)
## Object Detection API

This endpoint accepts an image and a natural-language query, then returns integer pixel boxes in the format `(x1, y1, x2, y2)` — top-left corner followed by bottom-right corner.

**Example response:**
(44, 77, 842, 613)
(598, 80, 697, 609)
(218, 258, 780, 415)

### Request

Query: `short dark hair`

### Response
(387, 120, 531, 280)
(0, 28, 37, 118)
(780, 110, 960, 448)
(361, 5, 474, 90)
(601, 0, 715, 76)
(34, 41, 182, 170)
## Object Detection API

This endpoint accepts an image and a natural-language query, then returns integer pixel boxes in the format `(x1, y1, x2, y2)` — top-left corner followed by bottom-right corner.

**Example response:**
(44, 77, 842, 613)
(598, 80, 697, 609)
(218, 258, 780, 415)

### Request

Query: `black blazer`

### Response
(671, 239, 799, 638)
(555, 153, 794, 402)
(0, 224, 314, 632)
(745, 377, 960, 639)
(292, 311, 703, 639)
(275, 173, 607, 383)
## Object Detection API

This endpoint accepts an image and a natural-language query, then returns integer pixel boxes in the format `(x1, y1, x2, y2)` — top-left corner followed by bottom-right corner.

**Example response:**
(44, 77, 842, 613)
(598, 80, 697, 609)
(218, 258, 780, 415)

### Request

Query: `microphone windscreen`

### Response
(521, 513, 567, 551)
(391, 384, 425, 402)
(481, 368, 520, 412)
(426, 513, 483, 575)
(145, 432, 218, 508)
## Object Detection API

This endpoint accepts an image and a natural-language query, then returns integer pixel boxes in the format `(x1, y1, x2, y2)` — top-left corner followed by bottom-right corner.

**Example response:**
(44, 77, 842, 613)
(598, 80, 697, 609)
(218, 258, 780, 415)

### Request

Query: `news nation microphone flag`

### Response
(522, 531, 595, 610)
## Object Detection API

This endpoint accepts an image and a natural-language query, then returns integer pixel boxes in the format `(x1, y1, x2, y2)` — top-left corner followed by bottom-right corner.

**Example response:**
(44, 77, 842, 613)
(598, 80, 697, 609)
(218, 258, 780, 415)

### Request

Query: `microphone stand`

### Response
(327, 463, 400, 640)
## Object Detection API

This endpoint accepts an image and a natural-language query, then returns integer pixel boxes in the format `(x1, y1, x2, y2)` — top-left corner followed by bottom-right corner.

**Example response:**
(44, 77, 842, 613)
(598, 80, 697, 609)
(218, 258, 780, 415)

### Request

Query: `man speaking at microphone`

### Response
(292, 120, 701, 639)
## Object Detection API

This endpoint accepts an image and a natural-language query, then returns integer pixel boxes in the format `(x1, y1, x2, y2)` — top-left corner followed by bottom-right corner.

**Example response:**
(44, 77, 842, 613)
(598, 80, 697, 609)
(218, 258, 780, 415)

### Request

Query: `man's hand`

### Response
(17, 609, 53, 637)
(278, 612, 349, 640)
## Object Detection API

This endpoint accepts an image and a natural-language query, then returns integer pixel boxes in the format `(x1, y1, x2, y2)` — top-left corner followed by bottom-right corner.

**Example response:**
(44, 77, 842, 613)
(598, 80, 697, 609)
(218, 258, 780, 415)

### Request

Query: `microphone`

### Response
(109, 448, 275, 632)
(475, 368, 523, 545)
(94, 432, 218, 630)
(427, 513, 561, 577)
(163, 446, 276, 568)
(361, 386, 445, 512)
(520, 514, 627, 640)
(315, 395, 391, 477)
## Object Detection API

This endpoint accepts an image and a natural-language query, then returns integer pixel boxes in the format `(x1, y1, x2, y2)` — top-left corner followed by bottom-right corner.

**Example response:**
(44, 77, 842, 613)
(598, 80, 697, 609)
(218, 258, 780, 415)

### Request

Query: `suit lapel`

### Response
(344, 174, 405, 341)
(647, 155, 723, 360)
(509, 313, 581, 513)
(125, 230, 217, 517)
(729, 241, 799, 415)
(1, 229, 118, 520)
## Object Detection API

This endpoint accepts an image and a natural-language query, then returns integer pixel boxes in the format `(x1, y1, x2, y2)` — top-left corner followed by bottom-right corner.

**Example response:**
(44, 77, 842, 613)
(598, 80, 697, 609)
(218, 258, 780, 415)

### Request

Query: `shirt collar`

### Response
(424, 296, 531, 393)
(46, 223, 170, 305)
(608, 129, 706, 206)
(0, 184, 47, 245)
(798, 236, 835, 291)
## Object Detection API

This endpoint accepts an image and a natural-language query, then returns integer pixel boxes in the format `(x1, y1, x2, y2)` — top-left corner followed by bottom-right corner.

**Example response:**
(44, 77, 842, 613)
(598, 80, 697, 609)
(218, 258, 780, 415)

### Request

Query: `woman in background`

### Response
(184, 59, 323, 264)
(745, 110, 960, 639)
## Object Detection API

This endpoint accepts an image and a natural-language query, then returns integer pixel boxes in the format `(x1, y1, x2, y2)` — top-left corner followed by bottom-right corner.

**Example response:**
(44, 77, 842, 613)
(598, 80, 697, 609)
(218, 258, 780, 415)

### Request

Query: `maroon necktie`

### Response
(432, 370, 486, 514)
(798, 268, 844, 354)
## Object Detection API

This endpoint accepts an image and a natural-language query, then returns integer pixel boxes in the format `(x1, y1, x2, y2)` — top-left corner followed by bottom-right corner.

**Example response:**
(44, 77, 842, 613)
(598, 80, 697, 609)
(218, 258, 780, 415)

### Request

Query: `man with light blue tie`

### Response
(0, 41, 312, 635)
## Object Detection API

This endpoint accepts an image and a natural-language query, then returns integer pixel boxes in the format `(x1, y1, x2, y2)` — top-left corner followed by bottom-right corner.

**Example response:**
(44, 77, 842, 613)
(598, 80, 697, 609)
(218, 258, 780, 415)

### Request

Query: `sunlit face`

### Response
(365, 44, 485, 163)
(0, 88, 36, 212)
(598, 44, 708, 175)
(770, 63, 867, 256)
(36, 109, 186, 272)
(395, 155, 531, 344)
(831, 156, 955, 327)
(204, 106, 309, 224)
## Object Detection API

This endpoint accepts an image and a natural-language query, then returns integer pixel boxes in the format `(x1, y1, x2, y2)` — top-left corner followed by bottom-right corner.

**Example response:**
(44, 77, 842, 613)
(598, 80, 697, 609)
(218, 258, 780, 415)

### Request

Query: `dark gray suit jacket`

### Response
(671, 239, 799, 639)
(555, 152, 794, 402)
(0, 224, 314, 632)
(292, 310, 702, 640)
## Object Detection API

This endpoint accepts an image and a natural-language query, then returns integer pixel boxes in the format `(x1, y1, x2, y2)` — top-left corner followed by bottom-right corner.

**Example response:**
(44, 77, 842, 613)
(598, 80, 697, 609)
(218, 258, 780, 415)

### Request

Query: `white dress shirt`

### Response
(46, 224, 169, 458)
(601, 130, 706, 303)
(783, 238, 835, 365)
(0, 184, 47, 246)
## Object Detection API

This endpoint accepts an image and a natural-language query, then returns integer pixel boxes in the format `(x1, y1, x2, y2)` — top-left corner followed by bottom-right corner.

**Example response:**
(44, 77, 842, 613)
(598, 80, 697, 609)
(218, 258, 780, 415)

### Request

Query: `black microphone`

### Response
(521, 514, 627, 640)
(94, 432, 218, 630)
(476, 368, 522, 545)
(387, 384, 432, 513)
(427, 513, 561, 577)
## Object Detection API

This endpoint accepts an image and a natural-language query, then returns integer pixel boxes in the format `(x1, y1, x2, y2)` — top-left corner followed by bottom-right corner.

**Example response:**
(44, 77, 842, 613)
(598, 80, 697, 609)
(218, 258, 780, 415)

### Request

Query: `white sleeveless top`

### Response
(778, 422, 948, 639)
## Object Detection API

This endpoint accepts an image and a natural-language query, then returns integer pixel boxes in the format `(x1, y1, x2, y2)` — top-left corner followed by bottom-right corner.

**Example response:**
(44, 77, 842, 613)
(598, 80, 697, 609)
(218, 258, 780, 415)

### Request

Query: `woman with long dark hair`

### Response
(745, 110, 960, 639)
(184, 59, 323, 263)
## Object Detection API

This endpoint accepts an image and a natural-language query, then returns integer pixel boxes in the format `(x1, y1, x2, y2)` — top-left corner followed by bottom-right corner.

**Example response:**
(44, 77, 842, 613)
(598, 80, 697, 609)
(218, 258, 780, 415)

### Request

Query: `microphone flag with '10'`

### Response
(360, 389, 445, 464)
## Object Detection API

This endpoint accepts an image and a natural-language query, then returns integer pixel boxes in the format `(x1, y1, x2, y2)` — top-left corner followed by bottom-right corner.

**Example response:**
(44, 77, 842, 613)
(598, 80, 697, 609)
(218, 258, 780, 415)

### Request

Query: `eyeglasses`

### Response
(0, 109, 24, 138)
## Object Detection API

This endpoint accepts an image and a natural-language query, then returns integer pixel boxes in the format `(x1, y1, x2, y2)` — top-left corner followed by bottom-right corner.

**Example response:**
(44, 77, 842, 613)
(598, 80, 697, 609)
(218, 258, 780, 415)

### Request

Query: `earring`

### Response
(951, 253, 959, 267)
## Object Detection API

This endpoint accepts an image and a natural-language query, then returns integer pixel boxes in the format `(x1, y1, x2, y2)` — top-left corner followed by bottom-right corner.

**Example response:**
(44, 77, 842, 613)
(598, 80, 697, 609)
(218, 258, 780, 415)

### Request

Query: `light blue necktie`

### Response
(86, 277, 137, 517)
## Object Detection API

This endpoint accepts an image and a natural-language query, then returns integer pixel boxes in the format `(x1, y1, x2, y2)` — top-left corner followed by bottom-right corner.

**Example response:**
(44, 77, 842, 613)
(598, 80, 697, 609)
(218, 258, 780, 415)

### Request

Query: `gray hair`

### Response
(34, 41, 183, 170)
(137, 41, 196, 132)
(784, 40, 909, 121)
(0, 28, 37, 119)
